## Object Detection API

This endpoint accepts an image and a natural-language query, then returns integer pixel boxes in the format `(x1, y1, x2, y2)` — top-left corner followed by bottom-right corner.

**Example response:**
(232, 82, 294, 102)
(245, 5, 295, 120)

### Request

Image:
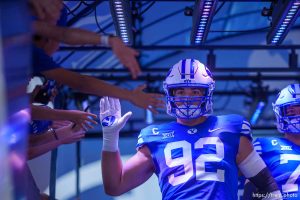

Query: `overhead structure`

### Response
(109, 0, 133, 45)
(190, 0, 218, 44)
(267, 0, 300, 45)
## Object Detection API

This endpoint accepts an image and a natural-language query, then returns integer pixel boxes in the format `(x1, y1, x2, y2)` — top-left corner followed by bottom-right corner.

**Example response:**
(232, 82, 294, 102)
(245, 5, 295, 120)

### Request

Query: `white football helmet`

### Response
(273, 84, 300, 134)
(163, 59, 215, 119)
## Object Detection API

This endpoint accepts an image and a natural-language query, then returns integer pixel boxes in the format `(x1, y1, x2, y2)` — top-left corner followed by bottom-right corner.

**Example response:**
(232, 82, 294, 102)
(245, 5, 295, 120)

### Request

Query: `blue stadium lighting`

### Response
(250, 101, 266, 125)
(109, 0, 133, 45)
(267, 0, 300, 45)
(191, 0, 218, 44)
(146, 110, 154, 125)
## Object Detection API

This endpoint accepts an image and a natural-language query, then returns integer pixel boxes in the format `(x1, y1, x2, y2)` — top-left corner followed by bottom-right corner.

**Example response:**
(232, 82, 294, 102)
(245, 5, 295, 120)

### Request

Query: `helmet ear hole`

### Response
(169, 88, 176, 96)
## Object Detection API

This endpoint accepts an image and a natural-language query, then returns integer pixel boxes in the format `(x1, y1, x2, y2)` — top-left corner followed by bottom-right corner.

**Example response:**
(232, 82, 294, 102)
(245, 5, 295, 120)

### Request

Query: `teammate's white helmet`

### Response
(163, 59, 215, 119)
(273, 84, 300, 134)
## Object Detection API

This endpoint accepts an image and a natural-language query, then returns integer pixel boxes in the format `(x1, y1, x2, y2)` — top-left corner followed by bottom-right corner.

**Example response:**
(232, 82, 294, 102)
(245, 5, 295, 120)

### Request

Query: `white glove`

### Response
(99, 97, 132, 152)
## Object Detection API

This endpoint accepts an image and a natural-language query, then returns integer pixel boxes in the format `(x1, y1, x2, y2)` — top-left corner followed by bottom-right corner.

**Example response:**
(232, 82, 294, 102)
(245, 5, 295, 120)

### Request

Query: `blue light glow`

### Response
(146, 110, 154, 124)
(268, 1, 300, 45)
(250, 101, 266, 125)
(111, 0, 133, 44)
(192, 0, 218, 44)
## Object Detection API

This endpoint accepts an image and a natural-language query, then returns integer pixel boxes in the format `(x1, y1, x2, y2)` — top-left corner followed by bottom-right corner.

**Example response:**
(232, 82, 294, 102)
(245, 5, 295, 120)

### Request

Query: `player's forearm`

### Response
(243, 180, 259, 200)
(239, 150, 282, 200)
(249, 168, 282, 200)
(101, 151, 128, 196)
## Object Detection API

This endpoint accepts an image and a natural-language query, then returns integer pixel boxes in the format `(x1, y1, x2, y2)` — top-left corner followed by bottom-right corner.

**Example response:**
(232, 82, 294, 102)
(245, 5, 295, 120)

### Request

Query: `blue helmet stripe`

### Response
(190, 59, 195, 79)
(181, 59, 186, 79)
(291, 84, 296, 98)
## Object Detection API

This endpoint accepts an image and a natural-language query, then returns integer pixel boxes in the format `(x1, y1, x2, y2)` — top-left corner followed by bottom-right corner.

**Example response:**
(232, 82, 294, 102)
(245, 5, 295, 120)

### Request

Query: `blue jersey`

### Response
(136, 114, 252, 200)
(254, 137, 300, 199)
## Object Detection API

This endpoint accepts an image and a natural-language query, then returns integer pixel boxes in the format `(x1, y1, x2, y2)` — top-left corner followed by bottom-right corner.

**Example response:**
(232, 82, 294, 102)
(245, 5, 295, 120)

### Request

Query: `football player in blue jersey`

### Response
(244, 84, 300, 200)
(100, 59, 281, 200)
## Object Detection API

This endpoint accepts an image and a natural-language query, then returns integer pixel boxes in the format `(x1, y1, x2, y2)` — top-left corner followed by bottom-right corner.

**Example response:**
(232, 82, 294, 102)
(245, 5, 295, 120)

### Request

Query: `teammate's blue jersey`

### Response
(254, 137, 300, 199)
(136, 114, 252, 200)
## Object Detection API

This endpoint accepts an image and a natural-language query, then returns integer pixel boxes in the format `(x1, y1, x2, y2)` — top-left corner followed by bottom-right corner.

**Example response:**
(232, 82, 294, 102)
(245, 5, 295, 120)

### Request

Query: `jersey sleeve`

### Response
(240, 119, 253, 141)
(252, 137, 276, 156)
(253, 138, 263, 155)
(226, 114, 253, 141)
(136, 125, 155, 150)
(217, 114, 253, 143)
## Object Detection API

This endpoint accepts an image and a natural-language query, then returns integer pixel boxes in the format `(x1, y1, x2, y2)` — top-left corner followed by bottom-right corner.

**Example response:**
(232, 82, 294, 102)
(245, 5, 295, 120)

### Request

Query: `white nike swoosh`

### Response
(208, 128, 222, 132)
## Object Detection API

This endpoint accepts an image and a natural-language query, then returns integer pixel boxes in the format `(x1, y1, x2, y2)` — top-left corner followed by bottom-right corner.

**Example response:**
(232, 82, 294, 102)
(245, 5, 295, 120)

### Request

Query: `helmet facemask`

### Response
(274, 102, 300, 134)
(165, 85, 214, 119)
